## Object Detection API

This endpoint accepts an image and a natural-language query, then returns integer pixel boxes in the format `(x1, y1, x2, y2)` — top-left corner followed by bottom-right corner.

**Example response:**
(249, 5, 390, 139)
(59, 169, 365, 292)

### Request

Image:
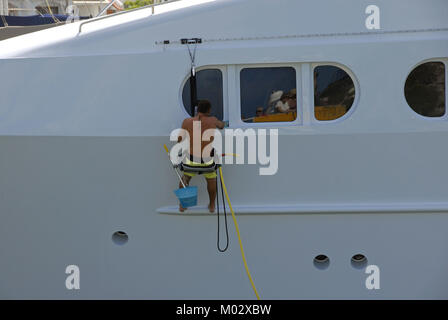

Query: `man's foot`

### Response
(208, 203, 215, 213)
(179, 204, 187, 212)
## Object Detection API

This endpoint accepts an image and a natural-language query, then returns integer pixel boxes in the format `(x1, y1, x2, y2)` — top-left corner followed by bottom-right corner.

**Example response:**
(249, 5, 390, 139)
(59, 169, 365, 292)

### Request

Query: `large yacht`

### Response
(0, 0, 447, 299)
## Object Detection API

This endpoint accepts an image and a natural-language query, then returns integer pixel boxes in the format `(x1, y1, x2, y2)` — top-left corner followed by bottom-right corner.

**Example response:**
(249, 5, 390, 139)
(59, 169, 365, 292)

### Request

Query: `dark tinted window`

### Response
(314, 65, 355, 121)
(240, 67, 297, 123)
(405, 62, 445, 117)
(182, 69, 223, 120)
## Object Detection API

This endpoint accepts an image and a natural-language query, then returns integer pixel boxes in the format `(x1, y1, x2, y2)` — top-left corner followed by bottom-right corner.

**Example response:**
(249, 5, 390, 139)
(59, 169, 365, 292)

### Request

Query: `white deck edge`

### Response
(156, 202, 448, 215)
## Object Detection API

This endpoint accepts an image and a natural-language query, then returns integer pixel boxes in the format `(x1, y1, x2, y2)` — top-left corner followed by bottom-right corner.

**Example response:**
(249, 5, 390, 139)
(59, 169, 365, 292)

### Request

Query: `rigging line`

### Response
(45, 0, 61, 23)
(1, 14, 7, 27)
(35, 6, 46, 16)
(155, 27, 448, 45)
(185, 40, 199, 116)
(186, 41, 198, 74)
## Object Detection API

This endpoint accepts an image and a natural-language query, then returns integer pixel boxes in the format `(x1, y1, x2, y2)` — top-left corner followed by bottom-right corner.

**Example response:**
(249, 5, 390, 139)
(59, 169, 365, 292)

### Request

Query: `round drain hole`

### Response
(112, 231, 129, 245)
(351, 253, 368, 269)
(313, 254, 330, 270)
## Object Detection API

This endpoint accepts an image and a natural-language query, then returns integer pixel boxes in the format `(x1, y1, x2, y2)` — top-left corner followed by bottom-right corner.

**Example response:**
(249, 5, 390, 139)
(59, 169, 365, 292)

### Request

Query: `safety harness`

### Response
(179, 161, 220, 175)
(182, 38, 202, 116)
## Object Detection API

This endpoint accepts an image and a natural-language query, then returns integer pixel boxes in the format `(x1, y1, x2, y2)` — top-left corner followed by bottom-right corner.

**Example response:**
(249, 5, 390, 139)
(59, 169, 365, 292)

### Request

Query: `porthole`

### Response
(351, 254, 368, 269)
(182, 69, 224, 120)
(313, 254, 330, 270)
(314, 65, 355, 121)
(405, 61, 445, 117)
(112, 231, 129, 245)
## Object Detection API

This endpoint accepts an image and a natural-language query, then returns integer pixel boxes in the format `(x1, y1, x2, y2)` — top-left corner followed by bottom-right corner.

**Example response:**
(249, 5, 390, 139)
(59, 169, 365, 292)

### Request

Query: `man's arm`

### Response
(215, 118, 225, 129)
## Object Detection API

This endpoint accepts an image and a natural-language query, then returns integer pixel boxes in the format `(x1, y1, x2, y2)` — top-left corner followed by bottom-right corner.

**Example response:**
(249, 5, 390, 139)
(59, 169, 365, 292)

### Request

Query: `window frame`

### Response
(179, 65, 228, 121)
(233, 63, 302, 128)
(179, 62, 360, 128)
(404, 59, 447, 121)
(311, 62, 359, 124)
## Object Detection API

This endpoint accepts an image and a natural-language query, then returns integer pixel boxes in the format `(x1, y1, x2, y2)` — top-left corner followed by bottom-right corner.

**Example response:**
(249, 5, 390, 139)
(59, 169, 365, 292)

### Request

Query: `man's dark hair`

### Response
(197, 100, 212, 114)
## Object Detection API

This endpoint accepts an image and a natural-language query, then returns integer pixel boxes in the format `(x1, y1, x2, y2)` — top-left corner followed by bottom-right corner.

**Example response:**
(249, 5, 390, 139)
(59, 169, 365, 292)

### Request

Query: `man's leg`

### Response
(179, 175, 192, 212)
(206, 177, 217, 213)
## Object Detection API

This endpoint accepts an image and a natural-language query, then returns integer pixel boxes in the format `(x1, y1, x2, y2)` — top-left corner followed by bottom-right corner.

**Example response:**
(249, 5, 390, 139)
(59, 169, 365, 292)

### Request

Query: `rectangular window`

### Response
(240, 67, 297, 123)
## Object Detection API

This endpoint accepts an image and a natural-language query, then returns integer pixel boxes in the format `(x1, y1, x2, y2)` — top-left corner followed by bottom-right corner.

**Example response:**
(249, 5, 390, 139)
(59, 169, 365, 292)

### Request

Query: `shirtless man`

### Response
(178, 100, 225, 212)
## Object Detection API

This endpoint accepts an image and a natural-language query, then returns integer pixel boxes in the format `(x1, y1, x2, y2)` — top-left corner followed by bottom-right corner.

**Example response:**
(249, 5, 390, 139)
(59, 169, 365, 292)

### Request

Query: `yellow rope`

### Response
(219, 167, 260, 300)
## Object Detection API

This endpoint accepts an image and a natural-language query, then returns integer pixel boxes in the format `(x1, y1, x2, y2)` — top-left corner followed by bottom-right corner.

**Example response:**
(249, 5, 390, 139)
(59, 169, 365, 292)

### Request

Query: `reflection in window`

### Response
(314, 66, 355, 121)
(182, 69, 223, 120)
(240, 67, 297, 123)
(405, 62, 445, 117)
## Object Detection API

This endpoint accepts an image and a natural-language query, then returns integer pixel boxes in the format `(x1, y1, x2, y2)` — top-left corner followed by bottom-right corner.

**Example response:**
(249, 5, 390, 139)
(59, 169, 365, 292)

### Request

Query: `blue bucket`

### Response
(174, 186, 198, 208)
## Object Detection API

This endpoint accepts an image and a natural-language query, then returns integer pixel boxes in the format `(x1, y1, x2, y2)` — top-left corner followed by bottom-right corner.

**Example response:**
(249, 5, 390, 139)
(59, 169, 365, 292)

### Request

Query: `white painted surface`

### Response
(0, 0, 448, 299)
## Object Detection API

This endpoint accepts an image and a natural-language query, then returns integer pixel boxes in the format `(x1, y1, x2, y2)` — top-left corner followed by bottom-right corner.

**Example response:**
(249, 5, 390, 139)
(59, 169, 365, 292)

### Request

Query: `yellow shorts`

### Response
(183, 157, 217, 179)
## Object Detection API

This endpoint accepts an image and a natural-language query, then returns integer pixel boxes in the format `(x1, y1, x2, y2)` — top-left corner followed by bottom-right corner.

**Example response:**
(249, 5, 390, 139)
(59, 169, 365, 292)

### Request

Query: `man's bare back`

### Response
(177, 100, 225, 213)
(182, 115, 224, 160)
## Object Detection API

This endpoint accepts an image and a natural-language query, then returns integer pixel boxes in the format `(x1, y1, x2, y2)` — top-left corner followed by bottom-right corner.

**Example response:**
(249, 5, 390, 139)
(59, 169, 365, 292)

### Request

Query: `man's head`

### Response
(197, 100, 212, 115)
